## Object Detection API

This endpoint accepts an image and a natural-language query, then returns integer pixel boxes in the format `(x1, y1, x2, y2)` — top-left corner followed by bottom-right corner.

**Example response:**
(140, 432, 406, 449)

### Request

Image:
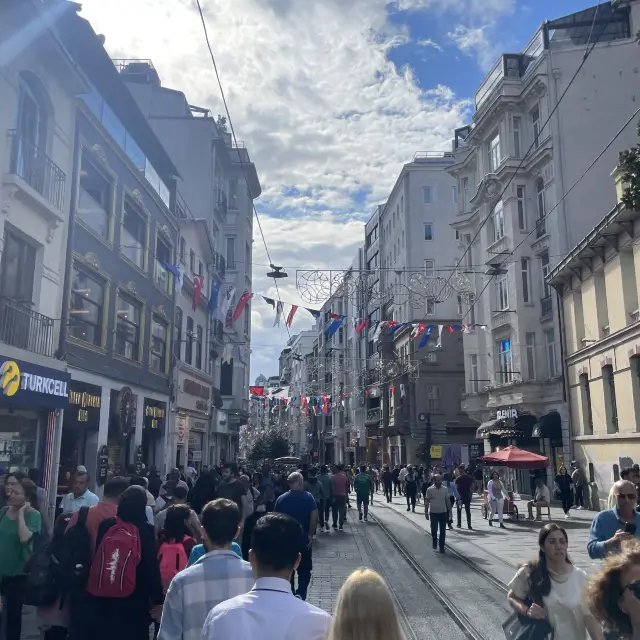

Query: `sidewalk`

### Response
(377, 492, 598, 584)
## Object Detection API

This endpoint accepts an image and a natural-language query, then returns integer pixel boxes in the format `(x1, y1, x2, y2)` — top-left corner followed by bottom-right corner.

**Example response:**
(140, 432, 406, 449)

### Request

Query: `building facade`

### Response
(549, 168, 640, 505)
(0, 0, 84, 514)
(450, 1, 640, 484)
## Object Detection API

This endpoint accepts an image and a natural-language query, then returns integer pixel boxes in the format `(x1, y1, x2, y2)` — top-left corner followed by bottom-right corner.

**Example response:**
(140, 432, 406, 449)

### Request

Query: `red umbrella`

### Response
(479, 446, 549, 470)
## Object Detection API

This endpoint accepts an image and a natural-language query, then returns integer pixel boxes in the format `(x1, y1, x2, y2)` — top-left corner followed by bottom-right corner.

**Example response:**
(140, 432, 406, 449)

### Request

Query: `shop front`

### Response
(141, 398, 166, 470)
(106, 386, 135, 475)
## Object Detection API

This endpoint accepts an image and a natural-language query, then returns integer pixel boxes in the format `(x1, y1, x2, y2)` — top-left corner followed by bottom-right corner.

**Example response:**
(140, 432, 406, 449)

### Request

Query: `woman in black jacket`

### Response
(84, 486, 163, 640)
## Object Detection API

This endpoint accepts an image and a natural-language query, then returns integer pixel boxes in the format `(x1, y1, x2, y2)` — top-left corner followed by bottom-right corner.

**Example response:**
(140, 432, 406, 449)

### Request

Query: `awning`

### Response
(532, 410, 562, 439)
(476, 420, 498, 439)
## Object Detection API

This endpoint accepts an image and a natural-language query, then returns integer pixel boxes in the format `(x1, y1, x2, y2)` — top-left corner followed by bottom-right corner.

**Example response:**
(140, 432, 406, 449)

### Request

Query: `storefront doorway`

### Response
(0, 414, 38, 472)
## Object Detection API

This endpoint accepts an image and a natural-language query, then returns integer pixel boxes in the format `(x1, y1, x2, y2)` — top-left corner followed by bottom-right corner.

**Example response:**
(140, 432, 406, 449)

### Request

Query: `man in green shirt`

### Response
(354, 464, 374, 522)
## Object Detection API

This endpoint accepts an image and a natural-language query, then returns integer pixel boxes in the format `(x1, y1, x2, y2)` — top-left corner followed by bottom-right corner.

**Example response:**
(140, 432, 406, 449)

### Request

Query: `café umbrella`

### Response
(479, 446, 549, 470)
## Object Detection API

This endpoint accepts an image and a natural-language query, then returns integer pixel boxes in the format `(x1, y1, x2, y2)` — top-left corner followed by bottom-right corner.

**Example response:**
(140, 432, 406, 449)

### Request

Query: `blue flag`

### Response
(325, 316, 344, 338)
(207, 281, 221, 315)
(418, 325, 433, 349)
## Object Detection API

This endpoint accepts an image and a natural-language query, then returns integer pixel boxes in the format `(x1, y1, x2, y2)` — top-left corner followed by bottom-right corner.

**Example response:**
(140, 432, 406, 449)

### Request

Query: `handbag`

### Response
(502, 601, 554, 640)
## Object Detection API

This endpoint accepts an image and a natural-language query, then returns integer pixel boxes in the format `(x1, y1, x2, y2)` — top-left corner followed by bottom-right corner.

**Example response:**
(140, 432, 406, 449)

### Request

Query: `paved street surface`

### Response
(19, 494, 599, 639)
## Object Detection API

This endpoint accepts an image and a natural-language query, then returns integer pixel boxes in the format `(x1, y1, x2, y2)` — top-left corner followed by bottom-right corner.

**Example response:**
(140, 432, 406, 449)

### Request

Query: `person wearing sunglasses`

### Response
(589, 480, 640, 560)
(588, 538, 640, 640)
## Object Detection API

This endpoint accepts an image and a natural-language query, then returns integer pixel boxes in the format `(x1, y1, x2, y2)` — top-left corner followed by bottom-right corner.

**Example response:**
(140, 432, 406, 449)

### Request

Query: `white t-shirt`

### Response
(508, 565, 589, 640)
(398, 468, 409, 483)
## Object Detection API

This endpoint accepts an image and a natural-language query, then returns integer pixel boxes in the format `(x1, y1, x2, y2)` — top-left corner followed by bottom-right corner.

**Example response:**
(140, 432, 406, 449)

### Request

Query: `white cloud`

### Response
(78, 0, 472, 376)
(394, 0, 514, 17)
(447, 25, 502, 72)
(416, 38, 443, 52)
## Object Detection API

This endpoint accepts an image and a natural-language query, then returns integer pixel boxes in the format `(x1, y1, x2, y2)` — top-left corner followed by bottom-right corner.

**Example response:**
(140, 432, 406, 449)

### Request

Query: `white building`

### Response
(450, 0, 640, 477)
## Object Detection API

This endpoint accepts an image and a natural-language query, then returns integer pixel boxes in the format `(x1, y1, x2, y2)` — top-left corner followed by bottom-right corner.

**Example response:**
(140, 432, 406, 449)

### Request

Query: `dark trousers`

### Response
(332, 496, 347, 526)
(357, 495, 369, 518)
(1, 575, 26, 640)
(575, 486, 584, 508)
(384, 484, 393, 502)
(316, 500, 325, 528)
(430, 512, 448, 551)
(406, 487, 417, 510)
(561, 494, 572, 515)
(324, 498, 332, 525)
(44, 627, 68, 640)
(291, 546, 312, 600)
(457, 497, 472, 527)
(393, 480, 400, 495)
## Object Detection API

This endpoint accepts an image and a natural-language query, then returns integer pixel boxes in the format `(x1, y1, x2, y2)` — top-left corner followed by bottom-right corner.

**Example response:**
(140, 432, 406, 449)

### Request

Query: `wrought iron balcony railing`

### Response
(7, 130, 66, 212)
(541, 296, 553, 317)
(0, 296, 57, 358)
(214, 188, 228, 216)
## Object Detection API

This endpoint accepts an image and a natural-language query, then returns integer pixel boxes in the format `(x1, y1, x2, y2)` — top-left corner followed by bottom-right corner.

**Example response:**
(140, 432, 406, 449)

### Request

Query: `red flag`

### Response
(233, 290, 254, 321)
(192, 275, 204, 310)
(330, 312, 340, 320)
(249, 386, 264, 397)
(286, 305, 299, 327)
(355, 319, 367, 333)
(448, 325, 454, 333)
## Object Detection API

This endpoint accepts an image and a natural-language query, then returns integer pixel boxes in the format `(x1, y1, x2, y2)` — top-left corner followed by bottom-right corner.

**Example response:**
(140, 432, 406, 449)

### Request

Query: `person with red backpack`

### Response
(157, 504, 196, 593)
(82, 485, 163, 640)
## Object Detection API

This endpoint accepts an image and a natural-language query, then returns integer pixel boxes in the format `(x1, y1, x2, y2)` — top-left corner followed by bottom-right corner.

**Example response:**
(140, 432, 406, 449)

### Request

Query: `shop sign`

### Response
(97, 445, 109, 486)
(176, 416, 187, 445)
(469, 444, 480, 459)
(67, 381, 101, 427)
(0, 357, 70, 409)
(496, 408, 518, 421)
(430, 445, 443, 459)
(183, 379, 210, 399)
(192, 450, 202, 462)
(116, 387, 134, 438)
(188, 431, 203, 447)
(143, 399, 166, 431)
(134, 445, 144, 474)
(191, 421, 206, 432)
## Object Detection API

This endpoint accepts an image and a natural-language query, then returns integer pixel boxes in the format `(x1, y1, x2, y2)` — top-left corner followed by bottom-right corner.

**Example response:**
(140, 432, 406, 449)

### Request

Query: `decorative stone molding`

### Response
(84, 252, 100, 269)
(125, 281, 137, 295)
(131, 189, 144, 208)
(600, 356, 613, 368)
(47, 220, 60, 243)
(154, 305, 168, 320)
(628, 344, 640, 359)
(1, 186, 19, 216)
(91, 144, 109, 167)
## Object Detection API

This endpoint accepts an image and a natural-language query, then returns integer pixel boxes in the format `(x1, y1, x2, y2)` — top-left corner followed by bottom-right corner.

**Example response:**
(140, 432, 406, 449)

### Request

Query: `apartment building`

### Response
(119, 63, 261, 465)
(364, 153, 474, 466)
(549, 168, 640, 504)
(450, 1, 640, 478)
(0, 0, 82, 512)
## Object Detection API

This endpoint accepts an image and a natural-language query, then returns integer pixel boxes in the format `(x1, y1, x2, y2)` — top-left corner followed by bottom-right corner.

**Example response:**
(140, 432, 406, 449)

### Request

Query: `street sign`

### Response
(430, 445, 442, 459)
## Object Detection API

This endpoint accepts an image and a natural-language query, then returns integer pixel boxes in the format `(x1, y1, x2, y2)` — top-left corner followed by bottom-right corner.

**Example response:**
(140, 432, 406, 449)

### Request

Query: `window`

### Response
(155, 235, 172, 294)
(517, 186, 526, 230)
(179, 238, 186, 265)
(541, 251, 551, 299)
(579, 373, 593, 435)
(189, 250, 195, 273)
(196, 324, 203, 369)
(226, 237, 236, 269)
(174, 307, 183, 361)
(427, 385, 440, 411)
(122, 199, 146, 269)
(525, 332, 536, 380)
(468, 293, 476, 325)
(401, 196, 404, 213)
(198, 261, 203, 277)
(464, 234, 472, 269)
(452, 186, 458, 204)
(69, 267, 104, 345)
(401, 230, 405, 248)
(513, 116, 522, 157)
(457, 295, 463, 317)
(498, 338, 513, 384)
(603, 365, 618, 433)
(495, 273, 509, 311)
(367, 253, 378, 271)
(228, 178, 238, 210)
(185, 316, 194, 365)
(1, 230, 36, 303)
(531, 104, 541, 148)
(78, 156, 111, 239)
(536, 178, 546, 235)
(150, 317, 168, 373)
(521, 258, 531, 303)
(424, 223, 433, 241)
(426, 297, 436, 315)
(488, 133, 501, 171)
(470, 354, 479, 393)
(115, 293, 141, 361)
(245, 243, 251, 272)
(221, 358, 234, 395)
(422, 187, 433, 204)
(545, 328, 558, 378)
(244, 305, 250, 335)
(492, 200, 504, 241)
(462, 177, 470, 212)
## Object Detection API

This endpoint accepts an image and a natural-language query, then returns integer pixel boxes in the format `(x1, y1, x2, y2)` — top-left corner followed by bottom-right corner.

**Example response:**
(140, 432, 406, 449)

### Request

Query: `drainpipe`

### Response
(554, 283, 573, 464)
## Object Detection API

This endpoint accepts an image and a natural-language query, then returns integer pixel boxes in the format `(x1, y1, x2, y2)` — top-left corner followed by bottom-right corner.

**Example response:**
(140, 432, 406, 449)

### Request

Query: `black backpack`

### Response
(23, 514, 56, 607)
(57, 506, 92, 594)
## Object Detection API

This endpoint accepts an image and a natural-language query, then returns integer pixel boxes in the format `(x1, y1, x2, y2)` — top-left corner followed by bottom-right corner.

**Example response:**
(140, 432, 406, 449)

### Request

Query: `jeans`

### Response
(430, 512, 448, 551)
(324, 498, 332, 525)
(457, 497, 472, 527)
(1, 575, 26, 640)
(384, 484, 393, 502)
(357, 495, 369, 518)
(561, 494, 572, 515)
(316, 500, 325, 528)
(332, 495, 347, 527)
(406, 487, 417, 510)
(393, 480, 400, 495)
(291, 545, 312, 600)
(44, 627, 68, 640)
(575, 485, 584, 508)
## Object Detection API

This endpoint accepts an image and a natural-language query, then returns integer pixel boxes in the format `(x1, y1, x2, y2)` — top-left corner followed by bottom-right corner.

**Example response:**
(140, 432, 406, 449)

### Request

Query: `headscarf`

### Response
(117, 485, 148, 525)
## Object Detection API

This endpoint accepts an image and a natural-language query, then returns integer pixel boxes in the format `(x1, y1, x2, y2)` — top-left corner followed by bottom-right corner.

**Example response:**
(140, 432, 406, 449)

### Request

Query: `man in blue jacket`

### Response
(588, 479, 640, 559)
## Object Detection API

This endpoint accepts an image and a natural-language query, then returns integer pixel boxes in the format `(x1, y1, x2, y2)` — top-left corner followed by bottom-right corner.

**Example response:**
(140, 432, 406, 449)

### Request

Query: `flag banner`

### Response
(192, 275, 204, 310)
(355, 319, 368, 333)
(233, 290, 254, 321)
(307, 308, 321, 318)
(436, 324, 444, 348)
(207, 280, 222, 316)
(222, 343, 233, 364)
(263, 296, 275, 308)
(237, 345, 246, 364)
(163, 262, 183, 292)
(372, 322, 384, 342)
(389, 322, 407, 336)
(249, 386, 264, 396)
(418, 325, 433, 349)
(286, 305, 299, 327)
(325, 316, 344, 337)
(220, 287, 236, 319)
(274, 301, 283, 326)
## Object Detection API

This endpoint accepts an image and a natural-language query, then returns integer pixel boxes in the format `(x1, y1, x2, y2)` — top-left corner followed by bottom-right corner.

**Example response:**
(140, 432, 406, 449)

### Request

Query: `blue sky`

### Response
(81, 0, 600, 379)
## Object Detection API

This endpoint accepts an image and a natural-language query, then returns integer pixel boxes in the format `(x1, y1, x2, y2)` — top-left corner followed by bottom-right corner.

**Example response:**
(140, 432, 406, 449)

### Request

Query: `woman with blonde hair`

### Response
(329, 568, 405, 640)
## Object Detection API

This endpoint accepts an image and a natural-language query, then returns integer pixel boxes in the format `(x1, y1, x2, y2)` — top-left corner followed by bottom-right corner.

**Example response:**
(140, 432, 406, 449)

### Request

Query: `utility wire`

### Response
(430, 3, 622, 310)
(194, 0, 292, 342)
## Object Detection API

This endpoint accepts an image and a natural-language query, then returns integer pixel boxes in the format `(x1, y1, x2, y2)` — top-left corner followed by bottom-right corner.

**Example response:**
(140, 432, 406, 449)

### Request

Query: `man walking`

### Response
(392, 465, 401, 496)
(354, 464, 373, 521)
(304, 468, 325, 534)
(318, 465, 332, 531)
(382, 465, 393, 503)
(454, 465, 474, 530)
(404, 465, 418, 513)
(571, 461, 587, 510)
(60, 469, 99, 513)
(425, 474, 451, 553)
(274, 472, 318, 600)
(330, 465, 349, 530)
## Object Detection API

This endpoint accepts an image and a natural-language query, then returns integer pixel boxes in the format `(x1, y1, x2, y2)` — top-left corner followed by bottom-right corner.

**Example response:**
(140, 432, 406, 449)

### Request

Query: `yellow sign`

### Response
(430, 445, 442, 459)
(0, 361, 20, 397)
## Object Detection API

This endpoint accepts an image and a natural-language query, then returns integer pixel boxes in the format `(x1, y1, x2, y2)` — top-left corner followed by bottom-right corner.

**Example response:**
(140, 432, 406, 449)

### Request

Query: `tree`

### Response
(246, 430, 291, 463)
(620, 123, 640, 212)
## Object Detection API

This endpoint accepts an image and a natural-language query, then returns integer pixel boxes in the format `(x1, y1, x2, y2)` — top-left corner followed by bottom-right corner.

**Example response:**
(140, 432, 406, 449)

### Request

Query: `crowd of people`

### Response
(1, 461, 640, 639)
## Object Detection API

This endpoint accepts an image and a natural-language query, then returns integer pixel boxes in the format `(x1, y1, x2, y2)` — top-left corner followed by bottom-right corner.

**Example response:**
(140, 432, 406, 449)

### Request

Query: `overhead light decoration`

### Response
(267, 264, 288, 279)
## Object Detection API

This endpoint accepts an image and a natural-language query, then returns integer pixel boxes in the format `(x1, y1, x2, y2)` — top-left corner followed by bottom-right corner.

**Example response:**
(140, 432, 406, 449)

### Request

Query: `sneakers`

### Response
(332, 524, 338, 530)
(488, 520, 493, 526)
(364, 516, 368, 522)
(577, 506, 583, 510)
(565, 514, 570, 519)
(339, 526, 344, 531)
(406, 507, 411, 511)
(325, 523, 330, 531)
(457, 523, 462, 528)
(499, 523, 506, 529)
(359, 512, 363, 521)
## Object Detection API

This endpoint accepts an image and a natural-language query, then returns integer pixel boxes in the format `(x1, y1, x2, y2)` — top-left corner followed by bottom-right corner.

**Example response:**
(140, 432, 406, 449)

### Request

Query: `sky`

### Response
(78, 0, 592, 380)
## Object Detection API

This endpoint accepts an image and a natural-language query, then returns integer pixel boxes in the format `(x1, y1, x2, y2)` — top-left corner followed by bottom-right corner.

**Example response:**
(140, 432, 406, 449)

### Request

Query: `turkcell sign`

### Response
(0, 355, 70, 409)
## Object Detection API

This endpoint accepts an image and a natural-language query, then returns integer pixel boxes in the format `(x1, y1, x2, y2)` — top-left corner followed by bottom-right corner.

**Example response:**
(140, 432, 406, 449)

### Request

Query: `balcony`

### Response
(213, 253, 226, 279)
(210, 319, 224, 344)
(536, 218, 547, 238)
(541, 296, 553, 318)
(6, 130, 66, 214)
(0, 297, 57, 358)
(365, 408, 381, 426)
(214, 188, 228, 216)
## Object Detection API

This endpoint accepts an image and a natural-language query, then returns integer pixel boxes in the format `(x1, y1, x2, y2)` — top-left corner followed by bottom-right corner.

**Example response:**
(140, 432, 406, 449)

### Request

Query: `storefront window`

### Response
(0, 416, 38, 471)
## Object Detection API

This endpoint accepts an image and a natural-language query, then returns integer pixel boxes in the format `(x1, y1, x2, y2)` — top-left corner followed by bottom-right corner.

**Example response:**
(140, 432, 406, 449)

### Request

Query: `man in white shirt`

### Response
(527, 478, 551, 520)
(202, 513, 332, 640)
(60, 470, 99, 513)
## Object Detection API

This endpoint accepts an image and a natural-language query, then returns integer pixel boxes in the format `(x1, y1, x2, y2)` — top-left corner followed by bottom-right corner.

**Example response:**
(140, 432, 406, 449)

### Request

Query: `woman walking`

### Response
(555, 465, 574, 519)
(507, 523, 602, 640)
(488, 471, 506, 529)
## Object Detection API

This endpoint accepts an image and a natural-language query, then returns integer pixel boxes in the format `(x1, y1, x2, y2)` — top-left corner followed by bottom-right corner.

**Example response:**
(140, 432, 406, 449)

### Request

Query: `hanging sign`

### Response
(134, 445, 144, 474)
(430, 445, 443, 459)
(97, 445, 109, 486)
